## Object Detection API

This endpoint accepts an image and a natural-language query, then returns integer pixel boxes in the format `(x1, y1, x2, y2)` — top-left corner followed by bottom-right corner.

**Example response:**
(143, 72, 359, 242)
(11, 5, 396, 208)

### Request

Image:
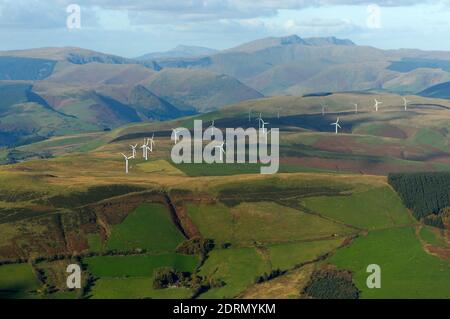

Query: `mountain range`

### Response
(2, 34, 450, 147)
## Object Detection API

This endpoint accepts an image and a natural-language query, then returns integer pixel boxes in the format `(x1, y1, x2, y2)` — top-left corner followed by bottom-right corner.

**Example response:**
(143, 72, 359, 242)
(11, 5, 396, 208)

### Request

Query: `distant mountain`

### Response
(5, 36, 450, 148)
(153, 35, 450, 96)
(226, 35, 354, 53)
(0, 47, 161, 73)
(419, 81, 450, 99)
(136, 45, 218, 60)
(143, 68, 263, 112)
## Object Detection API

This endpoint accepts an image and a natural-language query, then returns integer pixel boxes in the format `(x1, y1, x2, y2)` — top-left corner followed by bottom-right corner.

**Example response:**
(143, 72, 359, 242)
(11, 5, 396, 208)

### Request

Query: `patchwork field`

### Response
(0, 92, 449, 299)
(329, 227, 450, 299)
(106, 203, 185, 253)
(0, 264, 41, 299)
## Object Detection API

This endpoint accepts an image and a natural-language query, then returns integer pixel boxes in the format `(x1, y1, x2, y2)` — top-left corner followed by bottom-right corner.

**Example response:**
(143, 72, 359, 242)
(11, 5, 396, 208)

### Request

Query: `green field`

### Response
(106, 203, 185, 253)
(198, 247, 271, 299)
(0, 263, 41, 299)
(187, 202, 353, 247)
(197, 238, 346, 299)
(329, 227, 450, 299)
(85, 254, 199, 278)
(90, 277, 192, 299)
(86, 254, 199, 299)
(302, 187, 414, 229)
(268, 238, 345, 270)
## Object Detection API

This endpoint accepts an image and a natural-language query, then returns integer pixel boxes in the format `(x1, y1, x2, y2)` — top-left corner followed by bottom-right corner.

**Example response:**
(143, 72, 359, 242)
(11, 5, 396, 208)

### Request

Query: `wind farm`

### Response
(0, 89, 449, 301)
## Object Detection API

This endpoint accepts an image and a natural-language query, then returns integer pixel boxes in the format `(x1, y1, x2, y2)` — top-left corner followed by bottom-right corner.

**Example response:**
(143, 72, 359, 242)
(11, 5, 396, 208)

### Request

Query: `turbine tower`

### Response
(149, 133, 155, 152)
(140, 139, 149, 160)
(374, 99, 383, 112)
(121, 153, 132, 174)
(262, 119, 269, 135)
(130, 144, 138, 159)
(214, 142, 226, 161)
(353, 103, 358, 114)
(257, 114, 269, 134)
(402, 97, 410, 111)
(321, 101, 327, 116)
(331, 117, 342, 134)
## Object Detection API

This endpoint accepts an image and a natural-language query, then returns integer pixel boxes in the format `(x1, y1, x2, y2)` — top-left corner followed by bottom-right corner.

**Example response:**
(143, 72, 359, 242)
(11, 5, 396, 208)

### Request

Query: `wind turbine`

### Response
(353, 103, 358, 114)
(214, 142, 226, 161)
(140, 139, 149, 160)
(402, 97, 410, 111)
(172, 129, 181, 144)
(257, 113, 269, 134)
(374, 99, 383, 112)
(130, 144, 138, 159)
(277, 107, 281, 119)
(257, 113, 264, 130)
(331, 117, 342, 134)
(321, 100, 327, 116)
(121, 153, 132, 174)
(248, 109, 252, 122)
(149, 133, 155, 152)
(262, 119, 269, 135)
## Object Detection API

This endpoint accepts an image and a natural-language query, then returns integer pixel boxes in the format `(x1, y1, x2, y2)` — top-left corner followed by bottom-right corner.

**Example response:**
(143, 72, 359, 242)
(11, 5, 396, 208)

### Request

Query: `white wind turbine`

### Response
(121, 153, 132, 174)
(248, 108, 252, 122)
(257, 113, 269, 134)
(257, 113, 264, 130)
(353, 103, 358, 114)
(148, 133, 155, 152)
(130, 144, 138, 159)
(140, 138, 149, 160)
(172, 129, 181, 144)
(214, 142, 226, 161)
(321, 101, 327, 116)
(331, 117, 342, 134)
(402, 97, 411, 111)
(374, 99, 383, 112)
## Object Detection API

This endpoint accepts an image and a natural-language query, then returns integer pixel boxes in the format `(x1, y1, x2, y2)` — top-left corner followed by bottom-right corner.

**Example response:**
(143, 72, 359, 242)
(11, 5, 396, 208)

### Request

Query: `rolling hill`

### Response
(0, 88, 449, 299)
(149, 35, 450, 96)
(136, 45, 218, 60)
(419, 81, 450, 99)
(0, 47, 264, 147)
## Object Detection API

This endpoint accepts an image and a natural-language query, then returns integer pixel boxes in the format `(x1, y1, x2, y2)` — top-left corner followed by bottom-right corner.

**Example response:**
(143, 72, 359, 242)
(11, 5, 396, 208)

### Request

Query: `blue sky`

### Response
(0, 0, 449, 57)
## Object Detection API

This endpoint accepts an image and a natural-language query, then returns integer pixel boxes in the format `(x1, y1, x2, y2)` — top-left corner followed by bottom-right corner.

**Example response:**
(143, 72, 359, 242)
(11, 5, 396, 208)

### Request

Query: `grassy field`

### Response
(198, 247, 271, 299)
(302, 187, 415, 229)
(85, 254, 199, 299)
(329, 227, 450, 299)
(0, 263, 41, 299)
(268, 238, 346, 270)
(197, 238, 346, 299)
(85, 254, 199, 278)
(187, 202, 353, 247)
(90, 277, 192, 299)
(106, 203, 185, 253)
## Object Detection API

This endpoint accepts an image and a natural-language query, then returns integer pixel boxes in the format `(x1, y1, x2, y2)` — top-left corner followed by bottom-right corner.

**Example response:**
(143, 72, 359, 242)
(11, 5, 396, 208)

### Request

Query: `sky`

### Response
(0, 0, 450, 57)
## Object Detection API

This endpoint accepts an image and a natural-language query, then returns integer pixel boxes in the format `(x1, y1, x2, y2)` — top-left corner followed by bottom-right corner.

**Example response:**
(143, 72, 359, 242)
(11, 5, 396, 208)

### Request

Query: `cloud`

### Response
(0, 0, 98, 29)
(0, 0, 434, 29)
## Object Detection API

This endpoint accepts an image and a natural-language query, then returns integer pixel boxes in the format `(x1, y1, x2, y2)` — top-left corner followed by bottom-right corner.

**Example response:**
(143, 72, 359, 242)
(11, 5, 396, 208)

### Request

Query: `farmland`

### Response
(0, 91, 449, 299)
(329, 227, 450, 299)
